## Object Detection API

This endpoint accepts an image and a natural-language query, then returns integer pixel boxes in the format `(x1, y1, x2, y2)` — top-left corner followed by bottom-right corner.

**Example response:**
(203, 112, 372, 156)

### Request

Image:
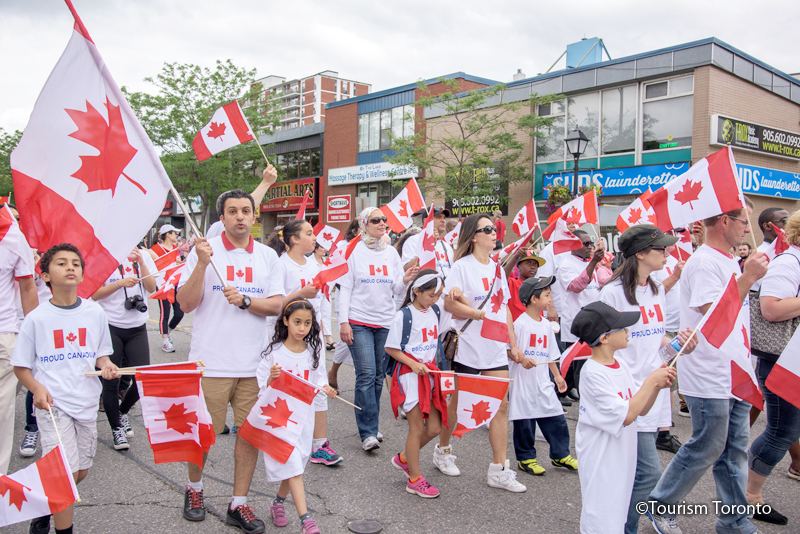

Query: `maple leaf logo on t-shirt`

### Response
(236, 269, 245, 278)
(65, 332, 77, 343)
(490, 288, 504, 314)
(468, 400, 493, 426)
(207, 121, 226, 139)
(674, 179, 703, 209)
(125, 266, 132, 272)
(628, 207, 643, 224)
(262, 398, 296, 429)
(648, 309, 655, 319)
(65, 97, 142, 195)
(398, 199, 409, 217)
(0, 476, 30, 512)
(322, 232, 333, 241)
(158, 403, 198, 434)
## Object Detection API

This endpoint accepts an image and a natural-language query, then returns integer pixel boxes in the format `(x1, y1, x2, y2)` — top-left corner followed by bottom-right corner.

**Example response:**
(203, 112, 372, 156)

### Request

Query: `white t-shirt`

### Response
(402, 234, 454, 279)
(538, 242, 566, 315)
(96, 253, 158, 329)
(599, 279, 671, 432)
(1, 246, 34, 334)
(558, 254, 602, 343)
(11, 299, 113, 422)
(179, 234, 284, 378)
(759, 246, 800, 300)
(678, 244, 747, 399)
(750, 241, 772, 293)
(338, 242, 407, 328)
(266, 253, 324, 338)
(508, 313, 563, 420)
(651, 256, 680, 332)
(576, 358, 638, 534)
(444, 254, 510, 369)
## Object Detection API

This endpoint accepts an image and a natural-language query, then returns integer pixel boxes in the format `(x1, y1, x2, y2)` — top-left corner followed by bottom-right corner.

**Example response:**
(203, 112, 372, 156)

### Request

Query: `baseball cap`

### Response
(618, 225, 678, 256)
(159, 224, 179, 235)
(570, 301, 640, 346)
(413, 205, 452, 218)
(518, 276, 556, 307)
(517, 254, 546, 267)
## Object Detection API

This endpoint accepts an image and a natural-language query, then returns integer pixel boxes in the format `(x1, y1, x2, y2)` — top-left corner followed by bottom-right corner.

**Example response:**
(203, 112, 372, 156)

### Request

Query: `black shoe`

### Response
(678, 404, 690, 417)
(221, 424, 230, 435)
(183, 486, 205, 521)
(656, 434, 682, 454)
(29, 515, 51, 534)
(559, 396, 573, 407)
(753, 503, 788, 525)
(118, 386, 128, 403)
(566, 388, 580, 401)
(226, 505, 266, 534)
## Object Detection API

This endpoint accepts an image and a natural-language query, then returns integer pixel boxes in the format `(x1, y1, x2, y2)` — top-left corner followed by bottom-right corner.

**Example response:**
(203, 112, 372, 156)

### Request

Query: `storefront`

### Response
(259, 176, 320, 234)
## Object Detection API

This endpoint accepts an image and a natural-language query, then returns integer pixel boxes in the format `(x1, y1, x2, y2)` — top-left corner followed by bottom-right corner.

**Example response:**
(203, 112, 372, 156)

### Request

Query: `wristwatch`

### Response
(239, 295, 251, 310)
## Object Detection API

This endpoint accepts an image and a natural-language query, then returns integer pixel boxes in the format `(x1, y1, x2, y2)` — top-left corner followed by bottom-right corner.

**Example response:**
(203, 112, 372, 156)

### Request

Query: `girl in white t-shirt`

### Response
(259, 299, 336, 534)
(386, 270, 448, 498)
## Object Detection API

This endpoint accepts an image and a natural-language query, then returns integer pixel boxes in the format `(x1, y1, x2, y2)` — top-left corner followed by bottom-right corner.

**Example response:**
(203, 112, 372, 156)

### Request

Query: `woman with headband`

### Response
(338, 207, 419, 452)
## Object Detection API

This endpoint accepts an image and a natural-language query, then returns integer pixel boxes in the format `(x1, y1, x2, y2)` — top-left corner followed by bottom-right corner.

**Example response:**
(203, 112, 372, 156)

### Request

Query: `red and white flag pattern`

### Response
(136, 370, 214, 467)
(0, 204, 34, 272)
(150, 264, 184, 303)
(512, 200, 540, 237)
(763, 223, 790, 260)
(444, 220, 461, 248)
(438, 371, 456, 395)
(492, 227, 535, 263)
(542, 189, 599, 240)
(192, 101, 255, 162)
(453, 375, 510, 437)
(417, 205, 437, 271)
(312, 222, 342, 253)
(669, 227, 693, 262)
(312, 235, 360, 299)
(10, 4, 172, 298)
(559, 342, 592, 379)
(698, 274, 762, 407)
(479, 262, 510, 343)
(380, 177, 425, 233)
(547, 218, 584, 255)
(766, 324, 800, 410)
(0, 445, 78, 527)
(295, 188, 311, 220)
(153, 248, 180, 272)
(238, 370, 319, 463)
(617, 189, 657, 233)
(649, 147, 744, 232)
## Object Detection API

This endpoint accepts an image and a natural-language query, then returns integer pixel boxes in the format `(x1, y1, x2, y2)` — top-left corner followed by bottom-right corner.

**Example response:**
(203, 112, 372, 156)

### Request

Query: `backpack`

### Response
(382, 304, 441, 377)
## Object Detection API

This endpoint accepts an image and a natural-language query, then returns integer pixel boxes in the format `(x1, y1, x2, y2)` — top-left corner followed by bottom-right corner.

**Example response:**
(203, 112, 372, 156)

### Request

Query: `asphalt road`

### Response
(7, 305, 800, 534)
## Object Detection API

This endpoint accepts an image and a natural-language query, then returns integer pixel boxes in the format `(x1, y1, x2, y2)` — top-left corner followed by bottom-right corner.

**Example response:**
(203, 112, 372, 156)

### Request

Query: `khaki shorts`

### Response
(202, 377, 259, 434)
(36, 406, 97, 472)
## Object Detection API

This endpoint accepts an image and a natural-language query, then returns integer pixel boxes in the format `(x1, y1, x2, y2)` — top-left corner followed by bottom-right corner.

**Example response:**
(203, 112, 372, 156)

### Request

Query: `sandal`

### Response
(326, 342, 335, 351)
(329, 382, 340, 394)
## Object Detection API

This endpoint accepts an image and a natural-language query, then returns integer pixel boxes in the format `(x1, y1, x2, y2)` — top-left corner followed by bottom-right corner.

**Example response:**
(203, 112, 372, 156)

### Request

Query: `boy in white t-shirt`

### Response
(571, 302, 675, 534)
(12, 244, 118, 534)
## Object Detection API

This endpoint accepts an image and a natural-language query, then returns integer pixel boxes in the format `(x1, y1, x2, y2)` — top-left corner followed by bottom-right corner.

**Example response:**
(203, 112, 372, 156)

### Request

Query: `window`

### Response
(358, 184, 378, 207)
(357, 105, 416, 152)
(536, 100, 565, 162)
(276, 148, 321, 180)
(567, 93, 599, 158)
(380, 110, 392, 149)
(368, 113, 380, 151)
(642, 76, 694, 151)
(358, 115, 369, 152)
(602, 85, 637, 155)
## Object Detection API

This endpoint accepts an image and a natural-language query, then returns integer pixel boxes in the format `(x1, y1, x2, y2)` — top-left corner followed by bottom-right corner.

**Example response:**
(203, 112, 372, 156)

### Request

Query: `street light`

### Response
(565, 129, 589, 196)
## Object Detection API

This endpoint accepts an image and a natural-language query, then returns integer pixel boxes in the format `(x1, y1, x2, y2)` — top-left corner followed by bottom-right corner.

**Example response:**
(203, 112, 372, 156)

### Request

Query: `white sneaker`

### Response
(162, 339, 175, 353)
(377, 431, 384, 442)
(362, 436, 380, 451)
(433, 444, 460, 476)
(168, 330, 174, 344)
(398, 407, 407, 419)
(487, 460, 527, 493)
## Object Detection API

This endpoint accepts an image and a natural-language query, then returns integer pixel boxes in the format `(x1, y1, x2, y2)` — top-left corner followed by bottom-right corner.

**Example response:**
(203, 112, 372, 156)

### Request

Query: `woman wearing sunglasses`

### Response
(338, 208, 419, 452)
(433, 214, 527, 492)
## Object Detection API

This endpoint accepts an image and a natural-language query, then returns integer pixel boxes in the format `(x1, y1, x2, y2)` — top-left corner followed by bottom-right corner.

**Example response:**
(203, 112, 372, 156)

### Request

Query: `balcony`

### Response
(283, 84, 300, 96)
(281, 98, 300, 109)
(280, 110, 299, 122)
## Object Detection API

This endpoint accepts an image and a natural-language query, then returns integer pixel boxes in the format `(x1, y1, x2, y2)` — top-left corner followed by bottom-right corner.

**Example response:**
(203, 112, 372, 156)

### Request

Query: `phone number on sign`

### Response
(451, 196, 501, 208)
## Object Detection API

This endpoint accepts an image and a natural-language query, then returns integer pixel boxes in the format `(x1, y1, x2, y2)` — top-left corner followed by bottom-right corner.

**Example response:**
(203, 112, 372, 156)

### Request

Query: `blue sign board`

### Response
(542, 163, 690, 198)
(738, 164, 800, 200)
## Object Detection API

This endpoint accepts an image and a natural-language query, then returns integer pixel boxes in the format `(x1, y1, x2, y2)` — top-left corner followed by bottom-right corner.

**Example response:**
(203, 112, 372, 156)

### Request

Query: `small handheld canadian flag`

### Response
(192, 101, 255, 162)
(512, 200, 540, 237)
(559, 342, 592, 379)
(416, 204, 438, 271)
(312, 222, 342, 254)
(380, 177, 425, 233)
(479, 262, 510, 343)
(617, 189, 657, 233)
(453, 375, 510, 437)
(542, 189, 599, 241)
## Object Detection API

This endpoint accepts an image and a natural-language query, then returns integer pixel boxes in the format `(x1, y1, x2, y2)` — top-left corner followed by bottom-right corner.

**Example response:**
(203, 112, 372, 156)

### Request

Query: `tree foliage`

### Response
(0, 128, 23, 200)
(123, 59, 280, 229)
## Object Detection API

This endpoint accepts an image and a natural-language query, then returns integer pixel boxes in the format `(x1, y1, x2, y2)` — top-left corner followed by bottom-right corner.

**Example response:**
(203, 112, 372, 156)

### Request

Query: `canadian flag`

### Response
(421, 325, 438, 342)
(559, 342, 592, 379)
(312, 235, 360, 299)
(762, 223, 790, 260)
(10, 2, 172, 298)
(542, 189, 599, 241)
(53, 328, 86, 349)
(639, 304, 664, 325)
(547, 218, 584, 255)
(150, 264, 184, 303)
(766, 324, 800, 410)
(670, 227, 693, 262)
(649, 147, 744, 232)
(0, 204, 34, 273)
(417, 204, 438, 271)
(369, 265, 389, 276)
(453, 374, 510, 437)
(227, 266, 253, 283)
(136, 370, 215, 467)
(153, 248, 180, 272)
(238, 370, 319, 463)
(530, 334, 548, 348)
(295, 189, 311, 220)
(492, 227, 535, 263)
(479, 262, 510, 343)
(698, 274, 762, 408)
(444, 220, 461, 248)
(381, 177, 425, 233)
(313, 222, 342, 254)
(512, 200, 540, 237)
(438, 371, 456, 395)
(617, 189, 658, 233)
(192, 101, 255, 162)
(0, 445, 79, 527)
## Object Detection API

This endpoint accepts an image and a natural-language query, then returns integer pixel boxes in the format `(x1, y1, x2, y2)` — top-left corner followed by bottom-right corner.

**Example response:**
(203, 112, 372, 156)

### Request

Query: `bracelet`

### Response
(114, 281, 120, 289)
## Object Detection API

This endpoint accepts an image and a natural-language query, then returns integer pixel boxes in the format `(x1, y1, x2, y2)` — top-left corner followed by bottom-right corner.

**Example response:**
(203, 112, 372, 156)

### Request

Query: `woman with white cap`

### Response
(148, 223, 184, 353)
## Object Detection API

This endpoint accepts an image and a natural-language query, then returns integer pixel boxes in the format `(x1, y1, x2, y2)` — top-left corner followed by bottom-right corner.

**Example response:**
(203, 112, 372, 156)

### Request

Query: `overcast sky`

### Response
(2, 0, 799, 132)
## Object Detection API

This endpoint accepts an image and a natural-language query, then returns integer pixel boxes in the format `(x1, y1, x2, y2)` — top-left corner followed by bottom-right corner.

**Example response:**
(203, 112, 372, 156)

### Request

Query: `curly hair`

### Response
(783, 210, 800, 247)
(263, 299, 321, 370)
(40, 244, 85, 288)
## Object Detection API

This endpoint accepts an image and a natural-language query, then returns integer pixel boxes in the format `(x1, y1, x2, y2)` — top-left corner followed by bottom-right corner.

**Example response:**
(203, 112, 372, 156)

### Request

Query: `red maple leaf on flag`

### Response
(236, 269, 244, 278)
(0, 476, 29, 512)
(517, 213, 525, 224)
(565, 207, 583, 224)
(742, 324, 750, 354)
(444, 378, 453, 389)
(65, 97, 143, 195)
(398, 199, 409, 217)
(490, 288, 504, 314)
(421, 230, 435, 252)
(207, 121, 226, 139)
(323, 257, 333, 266)
(647, 213, 658, 225)
(160, 403, 198, 435)
(322, 232, 333, 241)
(262, 397, 296, 429)
(469, 400, 493, 426)
(628, 207, 643, 224)
(674, 180, 703, 209)
(66, 332, 77, 343)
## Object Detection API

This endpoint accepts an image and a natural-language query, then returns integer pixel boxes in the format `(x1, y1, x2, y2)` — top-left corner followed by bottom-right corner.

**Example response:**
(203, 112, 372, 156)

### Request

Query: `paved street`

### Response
(7, 306, 800, 534)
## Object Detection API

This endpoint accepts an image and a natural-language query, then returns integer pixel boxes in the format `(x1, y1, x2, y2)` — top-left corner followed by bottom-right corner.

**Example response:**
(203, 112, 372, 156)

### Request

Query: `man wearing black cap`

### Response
(571, 302, 676, 534)
(402, 205, 453, 278)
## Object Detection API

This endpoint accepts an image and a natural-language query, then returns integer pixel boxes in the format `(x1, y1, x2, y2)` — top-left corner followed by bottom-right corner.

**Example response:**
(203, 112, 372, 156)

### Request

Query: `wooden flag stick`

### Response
(47, 406, 81, 503)
(329, 394, 362, 411)
(667, 327, 699, 368)
(428, 370, 513, 382)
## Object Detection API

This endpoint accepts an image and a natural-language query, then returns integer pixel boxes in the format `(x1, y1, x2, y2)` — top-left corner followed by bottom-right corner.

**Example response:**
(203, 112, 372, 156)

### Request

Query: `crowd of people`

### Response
(3, 167, 800, 534)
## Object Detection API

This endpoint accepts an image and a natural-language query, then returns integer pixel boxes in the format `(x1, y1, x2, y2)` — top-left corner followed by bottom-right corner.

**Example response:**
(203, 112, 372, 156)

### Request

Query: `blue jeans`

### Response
(350, 324, 389, 441)
(626, 432, 660, 534)
(649, 396, 755, 534)
(749, 358, 800, 476)
(512, 415, 570, 461)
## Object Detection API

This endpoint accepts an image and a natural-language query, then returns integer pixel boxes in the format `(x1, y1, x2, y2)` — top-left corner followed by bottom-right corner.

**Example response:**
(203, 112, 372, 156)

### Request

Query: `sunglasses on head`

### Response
(475, 225, 497, 235)
(369, 216, 388, 224)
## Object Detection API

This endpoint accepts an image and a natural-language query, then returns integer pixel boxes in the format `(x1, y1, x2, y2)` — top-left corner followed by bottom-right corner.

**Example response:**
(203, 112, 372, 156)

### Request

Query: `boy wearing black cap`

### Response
(509, 276, 576, 476)
(572, 302, 676, 534)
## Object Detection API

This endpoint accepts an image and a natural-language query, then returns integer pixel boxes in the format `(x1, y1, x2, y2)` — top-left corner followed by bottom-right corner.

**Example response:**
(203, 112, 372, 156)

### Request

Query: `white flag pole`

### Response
(47, 406, 81, 503)
(170, 188, 228, 287)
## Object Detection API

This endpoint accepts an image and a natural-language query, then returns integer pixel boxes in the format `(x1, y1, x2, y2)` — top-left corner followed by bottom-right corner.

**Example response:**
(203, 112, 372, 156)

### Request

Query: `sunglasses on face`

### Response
(582, 241, 594, 247)
(475, 225, 497, 235)
(369, 216, 388, 224)
(651, 246, 668, 254)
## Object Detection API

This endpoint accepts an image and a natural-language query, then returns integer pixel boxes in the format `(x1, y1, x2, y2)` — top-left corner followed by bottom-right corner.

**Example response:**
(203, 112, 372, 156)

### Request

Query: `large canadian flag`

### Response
(0, 445, 78, 527)
(312, 235, 360, 299)
(136, 370, 215, 467)
(698, 274, 762, 408)
(0, 205, 34, 273)
(192, 101, 255, 162)
(766, 323, 800, 410)
(313, 222, 342, 254)
(547, 218, 584, 255)
(453, 375, 510, 437)
(417, 205, 438, 271)
(381, 177, 425, 233)
(479, 262, 510, 343)
(542, 189, 599, 241)
(10, 2, 172, 298)
(617, 189, 657, 233)
(649, 147, 744, 232)
(492, 227, 535, 263)
(238, 370, 319, 463)
(512, 200, 540, 237)
(559, 342, 592, 378)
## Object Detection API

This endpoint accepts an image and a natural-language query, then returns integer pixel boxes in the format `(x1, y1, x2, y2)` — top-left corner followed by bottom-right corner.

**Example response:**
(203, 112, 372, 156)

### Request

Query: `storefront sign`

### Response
(261, 177, 318, 212)
(327, 194, 351, 223)
(445, 164, 509, 216)
(543, 163, 690, 197)
(738, 163, 800, 200)
(327, 162, 418, 186)
(711, 115, 800, 160)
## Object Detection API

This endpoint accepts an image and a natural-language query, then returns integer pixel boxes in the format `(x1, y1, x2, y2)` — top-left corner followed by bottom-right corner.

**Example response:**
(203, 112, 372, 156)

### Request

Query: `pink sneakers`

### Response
(301, 518, 321, 534)
(270, 502, 289, 527)
(392, 454, 410, 478)
(406, 476, 440, 498)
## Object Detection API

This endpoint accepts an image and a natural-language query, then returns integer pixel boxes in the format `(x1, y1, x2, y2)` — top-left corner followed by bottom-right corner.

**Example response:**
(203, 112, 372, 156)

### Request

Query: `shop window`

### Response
(403, 105, 415, 138)
(567, 93, 599, 158)
(535, 101, 565, 162)
(642, 76, 694, 151)
(299, 150, 311, 178)
(368, 112, 380, 151)
(310, 148, 320, 176)
(358, 184, 378, 207)
(357, 105, 416, 152)
(602, 85, 637, 155)
(358, 115, 369, 152)
(380, 110, 392, 149)
(378, 180, 408, 207)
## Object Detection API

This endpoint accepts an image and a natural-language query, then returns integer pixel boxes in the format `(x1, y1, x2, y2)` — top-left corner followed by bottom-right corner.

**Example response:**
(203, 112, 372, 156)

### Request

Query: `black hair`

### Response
(344, 218, 360, 241)
(400, 269, 440, 308)
(573, 229, 589, 240)
(606, 249, 659, 306)
(454, 213, 494, 261)
(758, 207, 785, 233)
(269, 219, 310, 255)
(40, 243, 85, 288)
(263, 299, 321, 369)
(217, 189, 255, 214)
(394, 227, 421, 255)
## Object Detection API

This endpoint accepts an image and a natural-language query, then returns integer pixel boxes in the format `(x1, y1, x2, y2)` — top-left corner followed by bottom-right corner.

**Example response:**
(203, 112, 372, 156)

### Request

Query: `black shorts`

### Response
(452, 361, 509, 375)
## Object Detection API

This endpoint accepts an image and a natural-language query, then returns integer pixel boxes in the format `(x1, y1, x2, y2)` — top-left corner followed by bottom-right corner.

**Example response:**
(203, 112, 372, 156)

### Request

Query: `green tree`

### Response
(387, 78, 563, 217)
(123, 59, 281, 230)
(0, 128, 23, 201)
